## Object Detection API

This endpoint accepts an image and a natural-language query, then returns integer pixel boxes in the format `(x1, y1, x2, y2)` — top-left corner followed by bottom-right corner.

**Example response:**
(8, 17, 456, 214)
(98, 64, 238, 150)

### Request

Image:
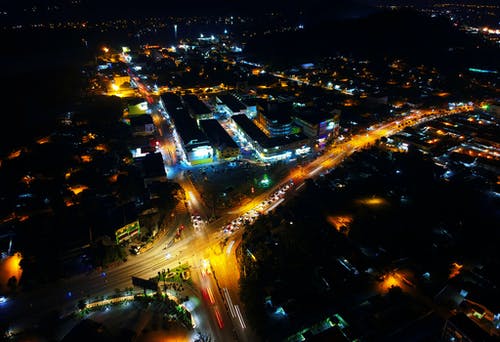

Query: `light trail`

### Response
(235, 305, 247, 329)
(223, 288, 237, 318)
(226, 240, 235, 255)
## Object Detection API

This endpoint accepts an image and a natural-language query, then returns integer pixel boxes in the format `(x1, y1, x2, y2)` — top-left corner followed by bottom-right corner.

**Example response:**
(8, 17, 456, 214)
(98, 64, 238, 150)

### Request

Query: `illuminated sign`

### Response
(138, 102, 148, 111)
(115, 220, 140, 243)
(326, 121, 335, 131)
(295, 146, 311, 155)
(192, 146, 213, 158)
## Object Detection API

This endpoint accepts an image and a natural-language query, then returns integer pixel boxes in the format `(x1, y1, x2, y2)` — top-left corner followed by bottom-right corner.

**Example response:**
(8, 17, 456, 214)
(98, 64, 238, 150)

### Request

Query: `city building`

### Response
(161, 93, 214, 165)
(125, 98, 149, 115)
(126, 114, 155, 136)
(183, 94, 213, 121)
(231, 114, 310, 162)
(442, 313, 498, 342)
(128, 136, 159, 158)
(293, 109, 341, 147)
(216, 93, 247, 116)
(134, 152, 167, 185)
(171, 107, 213, 165)
(199, 119, 240, 161)
(255, 101, 293, 137)
(241, 97, 261, 119)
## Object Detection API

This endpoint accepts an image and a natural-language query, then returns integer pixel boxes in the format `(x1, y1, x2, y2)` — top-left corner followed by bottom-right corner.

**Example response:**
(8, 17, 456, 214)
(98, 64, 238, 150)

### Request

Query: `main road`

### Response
(0, 80, 472, 341)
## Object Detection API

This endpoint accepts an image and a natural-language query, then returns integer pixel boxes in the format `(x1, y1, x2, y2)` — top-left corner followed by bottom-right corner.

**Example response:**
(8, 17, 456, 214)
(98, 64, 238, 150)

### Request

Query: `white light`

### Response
(295, 146, 311, 155)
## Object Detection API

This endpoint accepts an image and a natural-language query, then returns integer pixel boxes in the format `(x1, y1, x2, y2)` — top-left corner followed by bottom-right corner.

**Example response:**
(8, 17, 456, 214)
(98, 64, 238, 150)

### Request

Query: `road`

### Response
(1, 66, 472, 340)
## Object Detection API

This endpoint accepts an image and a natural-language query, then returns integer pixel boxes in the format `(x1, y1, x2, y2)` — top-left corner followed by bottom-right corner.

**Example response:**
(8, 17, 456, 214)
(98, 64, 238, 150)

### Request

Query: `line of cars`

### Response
(222, 180, 294, 234)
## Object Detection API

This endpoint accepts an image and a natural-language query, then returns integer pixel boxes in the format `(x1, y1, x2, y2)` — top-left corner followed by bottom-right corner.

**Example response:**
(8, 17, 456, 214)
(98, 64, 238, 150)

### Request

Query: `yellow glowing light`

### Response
(436, 92, 450, 97)
(0, 252, 23, 293)
(21, 174, 34, 185)
(111, 84, 119, 91)
(357, 197, 388, 206)
(383, 275, 400, 288)
(449, 262, 463, 279)
(7, 149, 22, 160)
(36, 136, 50, 144)
(80, 155, 92, 163)
(326, 215, 353, 235)
(68, 185, 88, 195)
(95, 144, 108, 152)
(378, 272, 403, 293)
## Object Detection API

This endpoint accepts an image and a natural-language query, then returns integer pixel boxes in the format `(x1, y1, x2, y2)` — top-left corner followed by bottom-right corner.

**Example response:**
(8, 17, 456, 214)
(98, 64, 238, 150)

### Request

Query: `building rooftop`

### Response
(217, 94, 246, 113)
(169, 108, 208, 146)
(293, 108, 338, 125)
(232, 114, 308, 148)
(161, 92, 184, 113)
(199, 119, 238, 149)
(446, 313, 497, 342)
(183, 94, 212, 116)
(260, 101, 293, 125)
(135, 152, 166, 180)
(232, 114, 269, 143)
(128, 114, 153, 126)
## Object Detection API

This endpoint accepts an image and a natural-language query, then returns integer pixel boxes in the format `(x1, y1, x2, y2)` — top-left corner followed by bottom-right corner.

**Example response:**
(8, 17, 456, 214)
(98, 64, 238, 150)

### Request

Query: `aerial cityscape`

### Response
(0, 0, 499, 341)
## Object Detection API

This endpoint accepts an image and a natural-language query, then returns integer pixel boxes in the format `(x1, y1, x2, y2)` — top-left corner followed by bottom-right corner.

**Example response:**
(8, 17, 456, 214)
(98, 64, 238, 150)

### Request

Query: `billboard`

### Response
(115, 220, 140, 244)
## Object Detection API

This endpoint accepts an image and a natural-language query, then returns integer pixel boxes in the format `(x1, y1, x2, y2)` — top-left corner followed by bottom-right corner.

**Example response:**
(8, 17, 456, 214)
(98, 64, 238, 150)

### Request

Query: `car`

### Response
(129, 245, 141, 255)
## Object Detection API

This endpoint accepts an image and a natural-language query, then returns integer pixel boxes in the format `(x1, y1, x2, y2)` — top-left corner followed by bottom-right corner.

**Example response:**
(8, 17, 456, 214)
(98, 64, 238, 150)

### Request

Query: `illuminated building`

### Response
(216, 94, 247, 117)
(183, 94, 213, 121)
(110, 74, 130, 90)
(199, 119, 239, 160)
(161, 93, 213, 165)
(241, 97, 260, 119)
(231, 114, 310, 162)
(255, 101, 293, 137)
(293, 109, 340, 146)
(125, 98, 149, 115)
(442, 313, 498, 342)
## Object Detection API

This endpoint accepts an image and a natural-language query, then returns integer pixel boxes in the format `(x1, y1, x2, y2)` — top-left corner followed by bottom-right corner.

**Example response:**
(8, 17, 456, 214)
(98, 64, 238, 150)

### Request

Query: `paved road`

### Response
(1, 78, 471, 340)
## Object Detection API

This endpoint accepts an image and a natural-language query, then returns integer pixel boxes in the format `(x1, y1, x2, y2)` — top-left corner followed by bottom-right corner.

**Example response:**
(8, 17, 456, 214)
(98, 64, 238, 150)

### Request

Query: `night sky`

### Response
(1, 0, 498, 24)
